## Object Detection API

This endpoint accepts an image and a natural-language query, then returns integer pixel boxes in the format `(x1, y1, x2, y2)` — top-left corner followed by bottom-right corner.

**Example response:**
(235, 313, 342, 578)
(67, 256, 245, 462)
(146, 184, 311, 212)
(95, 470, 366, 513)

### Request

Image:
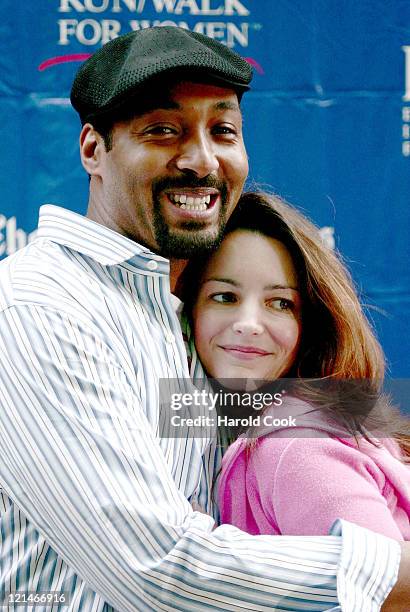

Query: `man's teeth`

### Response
(169, 194, 212, 211)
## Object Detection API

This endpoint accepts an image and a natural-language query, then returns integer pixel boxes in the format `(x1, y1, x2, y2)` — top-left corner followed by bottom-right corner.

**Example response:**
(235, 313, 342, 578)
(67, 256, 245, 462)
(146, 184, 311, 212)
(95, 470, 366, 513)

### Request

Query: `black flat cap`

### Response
(71, 26, 253, 124)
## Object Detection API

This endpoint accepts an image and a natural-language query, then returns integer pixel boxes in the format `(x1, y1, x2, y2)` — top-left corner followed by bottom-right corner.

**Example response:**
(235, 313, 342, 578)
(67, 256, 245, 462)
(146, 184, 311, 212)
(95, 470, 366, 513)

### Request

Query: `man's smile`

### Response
(166, 190, 219, 211)
(164, 188, 220, 219)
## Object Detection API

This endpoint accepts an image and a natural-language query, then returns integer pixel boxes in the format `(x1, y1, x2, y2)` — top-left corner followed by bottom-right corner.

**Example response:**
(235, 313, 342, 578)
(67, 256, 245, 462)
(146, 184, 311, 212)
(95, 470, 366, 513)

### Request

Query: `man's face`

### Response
(94, 81, 248, 258)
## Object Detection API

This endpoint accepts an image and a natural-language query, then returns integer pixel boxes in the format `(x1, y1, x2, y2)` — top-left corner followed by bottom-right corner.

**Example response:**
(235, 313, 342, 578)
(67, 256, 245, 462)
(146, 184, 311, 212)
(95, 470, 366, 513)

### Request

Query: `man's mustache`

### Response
(152, 175, 226, 195)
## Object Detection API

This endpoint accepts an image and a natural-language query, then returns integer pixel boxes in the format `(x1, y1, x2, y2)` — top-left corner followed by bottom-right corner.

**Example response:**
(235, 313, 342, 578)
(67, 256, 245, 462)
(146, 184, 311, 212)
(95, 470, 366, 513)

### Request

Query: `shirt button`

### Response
(147, 260, 158, 271)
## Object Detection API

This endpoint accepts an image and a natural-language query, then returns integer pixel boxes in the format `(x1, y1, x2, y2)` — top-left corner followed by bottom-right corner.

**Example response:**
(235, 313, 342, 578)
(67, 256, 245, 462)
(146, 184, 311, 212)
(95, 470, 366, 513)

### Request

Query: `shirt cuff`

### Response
(330, 519, 401, 612)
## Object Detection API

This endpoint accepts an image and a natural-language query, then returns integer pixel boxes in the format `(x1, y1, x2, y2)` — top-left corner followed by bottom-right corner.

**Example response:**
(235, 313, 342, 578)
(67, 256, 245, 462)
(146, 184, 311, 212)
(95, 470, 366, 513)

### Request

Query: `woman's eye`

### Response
(267, 298, 294, 312)
(210, 292, 237, 303)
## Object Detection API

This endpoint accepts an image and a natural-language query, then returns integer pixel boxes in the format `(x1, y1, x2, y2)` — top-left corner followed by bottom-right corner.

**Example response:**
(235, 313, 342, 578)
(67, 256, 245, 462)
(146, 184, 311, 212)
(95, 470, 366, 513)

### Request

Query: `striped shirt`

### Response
(0, 205, 400, 611)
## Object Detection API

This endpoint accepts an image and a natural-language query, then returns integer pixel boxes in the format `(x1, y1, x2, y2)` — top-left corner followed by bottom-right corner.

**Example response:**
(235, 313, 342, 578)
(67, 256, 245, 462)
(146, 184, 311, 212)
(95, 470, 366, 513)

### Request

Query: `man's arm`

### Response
(0, 303, 400, 611)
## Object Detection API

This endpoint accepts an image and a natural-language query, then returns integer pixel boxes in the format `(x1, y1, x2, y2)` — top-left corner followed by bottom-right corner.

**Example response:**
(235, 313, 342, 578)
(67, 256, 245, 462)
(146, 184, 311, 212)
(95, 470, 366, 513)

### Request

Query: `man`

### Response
(0, 26, 407, 611)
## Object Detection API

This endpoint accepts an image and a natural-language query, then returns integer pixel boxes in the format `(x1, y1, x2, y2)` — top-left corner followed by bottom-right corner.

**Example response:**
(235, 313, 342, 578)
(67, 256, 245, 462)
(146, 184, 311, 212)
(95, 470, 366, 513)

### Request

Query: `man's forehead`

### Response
(138, 80, 241, 114)
(104, 79, 242, 129)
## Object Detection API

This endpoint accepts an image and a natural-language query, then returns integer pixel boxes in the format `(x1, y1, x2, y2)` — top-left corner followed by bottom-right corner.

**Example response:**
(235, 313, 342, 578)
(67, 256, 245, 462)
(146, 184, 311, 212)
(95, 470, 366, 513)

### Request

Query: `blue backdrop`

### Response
(1, 1, 409, 378)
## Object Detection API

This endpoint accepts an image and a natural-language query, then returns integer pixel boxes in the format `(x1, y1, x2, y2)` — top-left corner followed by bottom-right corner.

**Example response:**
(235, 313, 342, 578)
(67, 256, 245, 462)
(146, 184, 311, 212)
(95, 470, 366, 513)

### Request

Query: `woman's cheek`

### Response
(269, 315, 301, 353)
(194, 309, 217, 348)
(193, 308, 225, 375)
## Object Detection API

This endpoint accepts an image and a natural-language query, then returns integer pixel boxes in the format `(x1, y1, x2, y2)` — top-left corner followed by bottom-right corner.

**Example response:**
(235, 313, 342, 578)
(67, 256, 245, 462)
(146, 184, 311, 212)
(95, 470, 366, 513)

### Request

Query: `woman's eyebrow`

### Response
(202, 277, 239, 286)
(203, 279, 300, 291)
(264, 284, 299, 291)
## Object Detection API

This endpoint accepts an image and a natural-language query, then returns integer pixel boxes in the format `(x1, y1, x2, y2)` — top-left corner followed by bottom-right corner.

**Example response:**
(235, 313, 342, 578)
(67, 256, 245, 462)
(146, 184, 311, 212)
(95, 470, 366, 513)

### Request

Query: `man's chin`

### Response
(156, 228, 223, 259)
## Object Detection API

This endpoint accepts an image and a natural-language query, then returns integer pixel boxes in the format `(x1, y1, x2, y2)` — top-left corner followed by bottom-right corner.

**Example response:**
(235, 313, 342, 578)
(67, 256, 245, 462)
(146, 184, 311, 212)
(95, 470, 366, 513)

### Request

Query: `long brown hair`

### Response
(178, 191, 410, 455)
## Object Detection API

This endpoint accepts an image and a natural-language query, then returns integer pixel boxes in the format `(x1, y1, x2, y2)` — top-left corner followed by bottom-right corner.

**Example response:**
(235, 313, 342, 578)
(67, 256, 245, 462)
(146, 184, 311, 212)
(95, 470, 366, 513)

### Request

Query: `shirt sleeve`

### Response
(0, 304, 400, 612)
(256, 436, 405, 540)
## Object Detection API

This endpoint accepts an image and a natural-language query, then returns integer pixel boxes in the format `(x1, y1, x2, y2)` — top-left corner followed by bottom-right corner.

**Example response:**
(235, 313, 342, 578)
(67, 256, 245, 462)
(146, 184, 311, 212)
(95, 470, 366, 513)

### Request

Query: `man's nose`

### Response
(174, 133, 219, 178)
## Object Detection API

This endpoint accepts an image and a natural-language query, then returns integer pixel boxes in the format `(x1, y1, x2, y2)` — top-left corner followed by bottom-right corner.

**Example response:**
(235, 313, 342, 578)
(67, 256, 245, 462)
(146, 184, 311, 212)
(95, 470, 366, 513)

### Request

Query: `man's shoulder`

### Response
(0, 237, 105, 314)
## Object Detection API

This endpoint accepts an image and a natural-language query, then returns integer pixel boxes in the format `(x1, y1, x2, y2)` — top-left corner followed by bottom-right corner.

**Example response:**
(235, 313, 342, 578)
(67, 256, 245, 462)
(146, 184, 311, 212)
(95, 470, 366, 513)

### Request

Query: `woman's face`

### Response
(193, 229, 302, 383)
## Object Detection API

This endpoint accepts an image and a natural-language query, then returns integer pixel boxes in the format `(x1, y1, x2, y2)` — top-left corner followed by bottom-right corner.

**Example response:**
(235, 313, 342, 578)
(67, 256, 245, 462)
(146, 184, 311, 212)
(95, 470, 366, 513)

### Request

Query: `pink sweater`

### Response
(218, 397, 410, 540)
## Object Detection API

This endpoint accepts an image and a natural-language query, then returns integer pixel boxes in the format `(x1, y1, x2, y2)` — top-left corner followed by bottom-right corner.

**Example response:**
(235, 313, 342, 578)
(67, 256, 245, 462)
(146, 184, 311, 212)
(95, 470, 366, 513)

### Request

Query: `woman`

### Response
(179, 191, 410, 540)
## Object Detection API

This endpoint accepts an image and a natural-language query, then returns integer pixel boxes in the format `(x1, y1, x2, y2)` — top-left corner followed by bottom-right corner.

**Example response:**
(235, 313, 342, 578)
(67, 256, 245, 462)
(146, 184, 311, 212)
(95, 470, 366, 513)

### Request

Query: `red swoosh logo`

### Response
(38, 54, 92, 71)
(244, 57, 264, 74)
(38, 53, 264, 75)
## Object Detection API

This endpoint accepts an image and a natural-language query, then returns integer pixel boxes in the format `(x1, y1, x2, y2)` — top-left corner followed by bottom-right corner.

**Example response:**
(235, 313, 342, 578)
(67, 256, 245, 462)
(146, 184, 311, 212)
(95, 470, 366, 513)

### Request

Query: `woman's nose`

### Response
(232, 311, 264, 336)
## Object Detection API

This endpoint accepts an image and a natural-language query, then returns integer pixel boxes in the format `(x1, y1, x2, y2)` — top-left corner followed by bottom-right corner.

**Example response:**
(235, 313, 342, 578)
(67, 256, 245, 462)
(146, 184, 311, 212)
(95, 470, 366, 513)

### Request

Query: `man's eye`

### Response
(144, 126, 177, 136)
(267, 298, 294, 312)
(210, 292, 237, 303)
(212, 124, 238, 137)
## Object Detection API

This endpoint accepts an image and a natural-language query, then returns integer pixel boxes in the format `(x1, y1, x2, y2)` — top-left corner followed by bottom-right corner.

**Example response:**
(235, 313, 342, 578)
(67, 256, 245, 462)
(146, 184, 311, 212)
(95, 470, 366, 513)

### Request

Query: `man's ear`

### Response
(79, 123, 105, 176)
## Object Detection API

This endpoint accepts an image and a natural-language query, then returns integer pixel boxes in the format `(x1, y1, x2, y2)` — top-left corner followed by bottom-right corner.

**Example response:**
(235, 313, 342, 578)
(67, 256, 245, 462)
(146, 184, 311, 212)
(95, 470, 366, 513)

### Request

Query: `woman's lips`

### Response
(219, 345, 272, 359)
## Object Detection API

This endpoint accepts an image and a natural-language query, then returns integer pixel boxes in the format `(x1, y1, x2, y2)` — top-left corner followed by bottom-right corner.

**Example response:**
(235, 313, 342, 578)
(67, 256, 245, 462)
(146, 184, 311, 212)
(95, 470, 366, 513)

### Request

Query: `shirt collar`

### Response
(37, 205, 170, 274)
